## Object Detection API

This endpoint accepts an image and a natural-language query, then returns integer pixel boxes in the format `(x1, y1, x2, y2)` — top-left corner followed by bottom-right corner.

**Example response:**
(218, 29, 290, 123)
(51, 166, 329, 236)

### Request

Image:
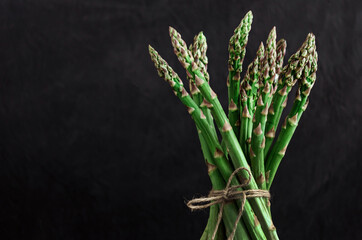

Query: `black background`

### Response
(0, 0, 361, 239)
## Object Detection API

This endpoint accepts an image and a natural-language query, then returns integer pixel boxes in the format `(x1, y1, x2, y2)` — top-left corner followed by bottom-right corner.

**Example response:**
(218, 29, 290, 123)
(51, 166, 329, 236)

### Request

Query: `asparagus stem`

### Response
(196, 121, 222, 240)
(201, 134, 250, 240)
(188, 33, 241, 238)
(149, 46, 255, 239)
(228, 11, 253, 139)
(263, 39, 286, 163)
(264, 34, 316, 157)
(169, 27, 279, 240)
(239, 42, 264, 160)
(250, 28, 276, 190)
(197, 119, 250, 239)
(189, 32, 216, 132)
(265, 48, 317, 189)
(200, 205, 226, 240)
(209, 167, 251, 240)
(190, 63, 249, 240)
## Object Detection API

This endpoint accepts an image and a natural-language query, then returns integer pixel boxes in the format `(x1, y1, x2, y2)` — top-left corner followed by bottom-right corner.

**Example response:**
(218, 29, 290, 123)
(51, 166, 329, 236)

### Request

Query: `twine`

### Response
(187, 167, 270, 240)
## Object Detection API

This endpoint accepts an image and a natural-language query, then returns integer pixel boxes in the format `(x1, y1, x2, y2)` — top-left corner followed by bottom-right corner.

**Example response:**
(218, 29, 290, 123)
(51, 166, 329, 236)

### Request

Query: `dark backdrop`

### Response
(0, 0, 361, 239)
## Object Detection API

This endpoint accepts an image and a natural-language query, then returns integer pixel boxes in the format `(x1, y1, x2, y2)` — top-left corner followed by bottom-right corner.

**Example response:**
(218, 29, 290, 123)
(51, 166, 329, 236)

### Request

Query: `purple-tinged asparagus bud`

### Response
(302, 98, 309, 111)
(288, 113, 298, 126)
(200, 99, 213, 108)
(278, 145, 288, 156)
(261, 136, 266, 148)
(266, 27, 277, 79)
(149, 45, 181, 85)
(213, 148, 224, 158)
(242, 105, 251, 118)
(189, 81, 200, 95)
(228, 11, 253, 74)
(268, 102, 275, 115)
(278, 86, 288, 96)
(261, 104, 269, 116)
(282, 96, 288, 108)
(249, 146, 256, 158)
(190, 31, 210, 82)
(265, 127, 275, 138)
(253, 123, 263, 136)
(187, 106, 195, 114)
(257, 95, 264, 106)
(276, 39, 287, 75)
(279, 33, 315, 87)
(210, 89, 217, 99)
(222, 120, 232, 132)
(169, 26, 194, 67)
(181, 87, 189, 97)
(229, 99, 238, 111)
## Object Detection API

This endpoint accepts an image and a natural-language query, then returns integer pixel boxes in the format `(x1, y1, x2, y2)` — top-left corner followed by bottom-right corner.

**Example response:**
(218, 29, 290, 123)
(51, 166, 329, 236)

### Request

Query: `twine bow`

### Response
(187, 167, 270, 240)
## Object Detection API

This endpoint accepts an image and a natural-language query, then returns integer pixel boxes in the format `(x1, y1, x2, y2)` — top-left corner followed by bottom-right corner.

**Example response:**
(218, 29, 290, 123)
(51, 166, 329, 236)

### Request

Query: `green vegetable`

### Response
(265, 48, 317, 189)
(148, 11, 318, 240)
(264, 34, 316, 157)
(239, 42, 264, 161)
(169, 26, 277, 240)
(250, 27, 276, 190)
(228, 11, 253, 139)
(149, 45, 255, 239)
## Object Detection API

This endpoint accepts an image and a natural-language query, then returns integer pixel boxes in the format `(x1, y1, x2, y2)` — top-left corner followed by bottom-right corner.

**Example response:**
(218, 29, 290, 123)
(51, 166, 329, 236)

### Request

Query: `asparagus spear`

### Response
(149, 45, 253, 239)
(264, 34, 316, 157)
(228, 11, 253, 139)
(188, 32, 217, 139)
(265, 47, 318, 189)
(201, 135, 249, 239)
(193, 89, 229, 240)
(201, 205, 226, 240)
(239, 42, 264, 161)
(169, 26, 279, 240)
(250, 27, 277, 190)
(189, 67, 263, 239)
(275, 39, 287, 80)
(188, 33, 244, 239)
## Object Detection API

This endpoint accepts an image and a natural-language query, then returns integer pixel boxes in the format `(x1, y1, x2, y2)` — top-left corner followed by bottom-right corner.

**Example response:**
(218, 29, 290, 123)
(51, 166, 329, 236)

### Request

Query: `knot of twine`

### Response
(187, 167, 270, 240)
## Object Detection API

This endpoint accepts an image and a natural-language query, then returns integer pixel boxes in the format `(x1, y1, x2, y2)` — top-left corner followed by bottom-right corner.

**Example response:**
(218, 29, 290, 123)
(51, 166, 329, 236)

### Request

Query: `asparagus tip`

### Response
(269, 26, 276, 39)
(277, 39, 287, 49)
(246, 10, 253, 21)
(148, 44, 154, 53)
(168, 26, 174, 35)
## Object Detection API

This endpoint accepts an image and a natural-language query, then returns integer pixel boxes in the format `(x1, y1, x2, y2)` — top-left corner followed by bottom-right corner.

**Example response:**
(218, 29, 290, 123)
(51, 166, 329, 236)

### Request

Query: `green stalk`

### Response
(239, 42, 264, 161)
(250, 28, 276, 190)
(264, 34, 315, 158)
(195, 98, 228, 240)
(149, 46, 254, 239)
(228, 11, 253, 139)
(169, 27, 279, 240)
(189, 83, 264, 239)
(209, 166, 250, 240)
(188, 33, 233, 238)
(200, 133, 249, 240)
(201, 206, 222, 240)
(202, 205, 225, 240)
(264, 39, 286, 158)
(265, 49, 317, 189)
(189, 32, 214, 126)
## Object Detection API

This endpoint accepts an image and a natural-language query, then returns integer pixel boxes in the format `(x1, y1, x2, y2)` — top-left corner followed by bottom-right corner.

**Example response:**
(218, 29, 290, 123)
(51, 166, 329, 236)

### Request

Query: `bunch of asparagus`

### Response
(148, 10, 318, 240)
